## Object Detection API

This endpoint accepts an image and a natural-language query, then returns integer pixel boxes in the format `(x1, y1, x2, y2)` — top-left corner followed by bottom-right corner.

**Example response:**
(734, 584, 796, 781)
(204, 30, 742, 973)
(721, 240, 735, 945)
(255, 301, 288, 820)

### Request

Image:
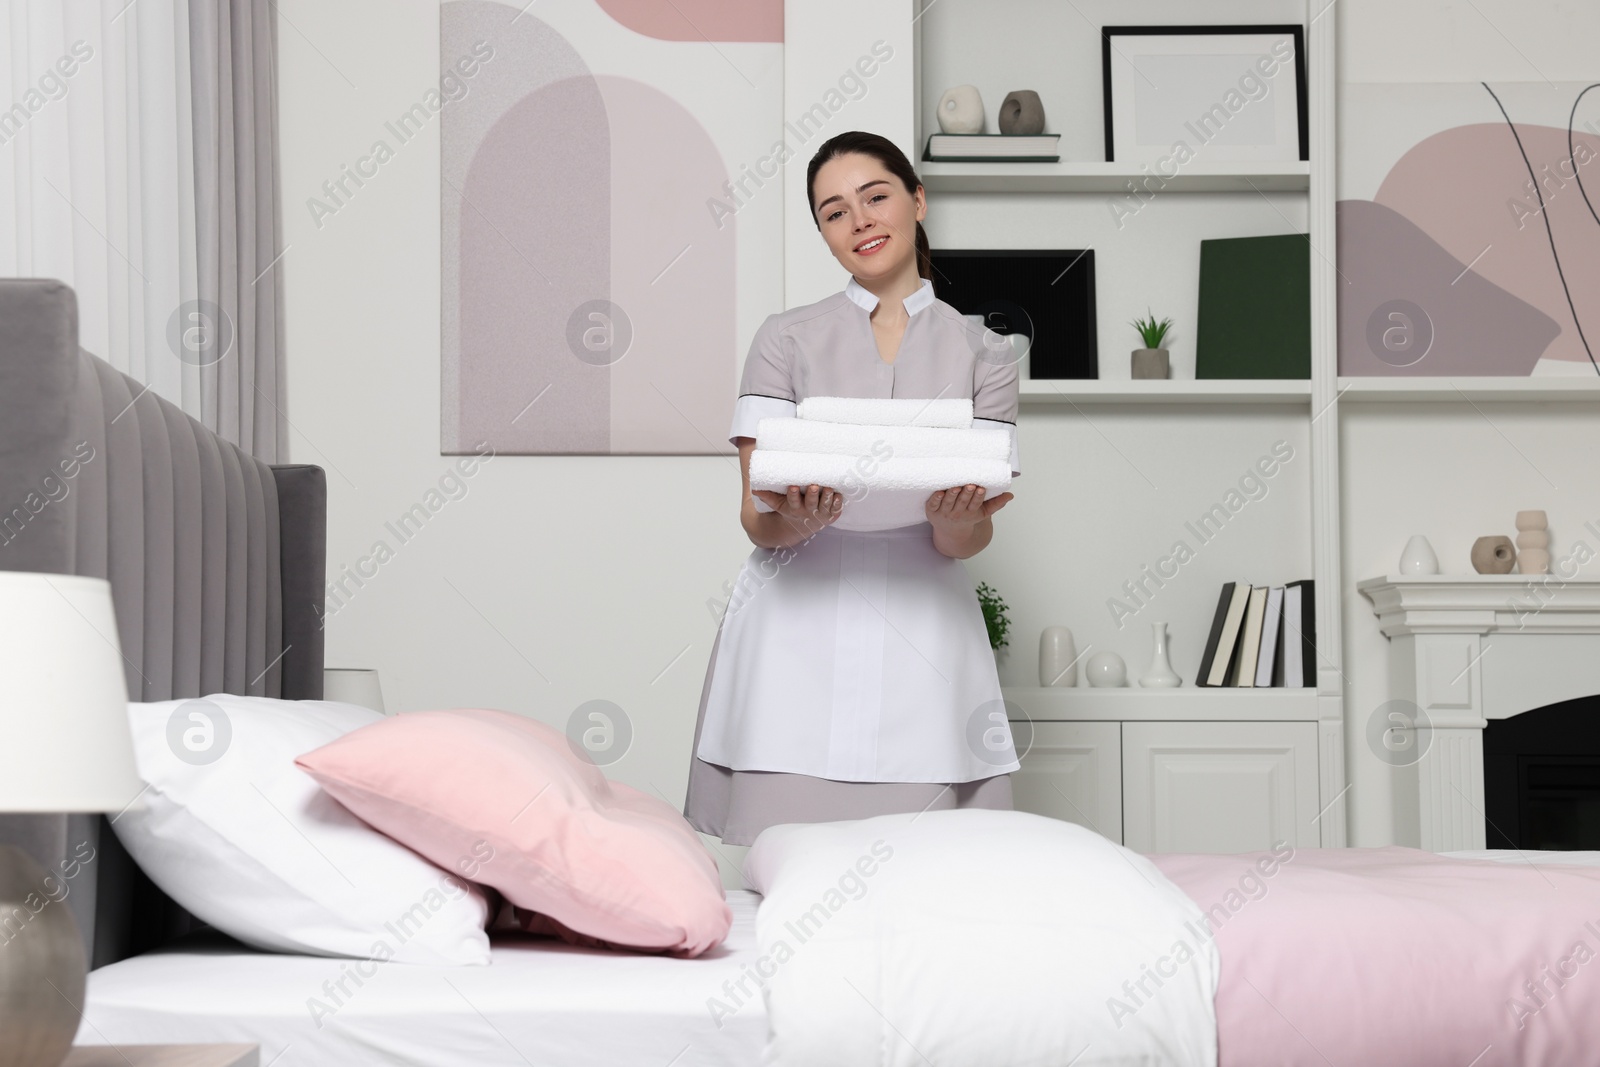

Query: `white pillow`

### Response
(744, 808, 1220, 1065)
(112, 694, 492, 964)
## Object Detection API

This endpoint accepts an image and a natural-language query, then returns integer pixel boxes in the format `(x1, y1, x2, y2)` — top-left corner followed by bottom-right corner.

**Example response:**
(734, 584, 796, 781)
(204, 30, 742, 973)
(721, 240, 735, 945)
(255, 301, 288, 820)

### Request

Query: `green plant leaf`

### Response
(975, 581, 1010, 650)
(1129, 308, 1174, 349)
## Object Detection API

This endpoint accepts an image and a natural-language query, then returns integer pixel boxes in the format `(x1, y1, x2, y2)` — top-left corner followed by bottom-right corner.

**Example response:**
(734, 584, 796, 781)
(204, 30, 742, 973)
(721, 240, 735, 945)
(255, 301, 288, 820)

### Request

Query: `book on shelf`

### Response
(1197, 581, 1249, 687)
(1230, 586, 1269, 687)
(1255, 585, 1284, 687)
(1198, 579, 1316, 687)
(1283, 579, 1316, 688)
(1195, 234, 1311, 380)
(921, 133, 1061, 162)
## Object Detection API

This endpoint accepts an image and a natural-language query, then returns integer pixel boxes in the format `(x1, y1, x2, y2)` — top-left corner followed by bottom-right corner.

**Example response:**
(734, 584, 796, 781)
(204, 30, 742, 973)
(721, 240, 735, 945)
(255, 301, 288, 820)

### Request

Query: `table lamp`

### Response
(0, 573, 144, 1067)
(322, 667, 386, 713)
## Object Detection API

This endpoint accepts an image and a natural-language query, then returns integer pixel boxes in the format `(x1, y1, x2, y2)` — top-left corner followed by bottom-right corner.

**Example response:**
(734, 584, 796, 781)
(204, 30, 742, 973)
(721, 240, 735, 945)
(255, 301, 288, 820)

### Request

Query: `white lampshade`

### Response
(0, 572, 143, 811)
(323, 667, 386, 714)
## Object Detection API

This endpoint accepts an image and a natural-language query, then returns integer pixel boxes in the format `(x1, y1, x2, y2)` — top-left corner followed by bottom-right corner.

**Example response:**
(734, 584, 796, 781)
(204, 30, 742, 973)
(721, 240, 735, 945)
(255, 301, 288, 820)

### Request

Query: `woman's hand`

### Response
(752, 483, 843, 532)
(925, 484, 1011, 533)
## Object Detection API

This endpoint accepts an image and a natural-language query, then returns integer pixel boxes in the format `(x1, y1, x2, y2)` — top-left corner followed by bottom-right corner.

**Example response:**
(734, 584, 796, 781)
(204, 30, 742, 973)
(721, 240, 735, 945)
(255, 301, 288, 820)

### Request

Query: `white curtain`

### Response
(0, 0, 286, 463)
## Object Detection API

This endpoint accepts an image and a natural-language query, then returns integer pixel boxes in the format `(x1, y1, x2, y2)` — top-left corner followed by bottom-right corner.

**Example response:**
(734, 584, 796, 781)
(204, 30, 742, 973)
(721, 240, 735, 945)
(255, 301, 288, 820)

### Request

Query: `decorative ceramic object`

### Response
(1039, 625, 1079, 687)
(1137, 622, 1182, 687)
(998, 89, 1045, 135)
(1398, 534, 1440, 575)
(1086, 650, 1127, 688)
(1516, 510, 1550, 575)
(1131, 348, 1170, 379)
(1471, 536, 1516, 574)
(1518, 549, 1552, 575)
(936, 85, 985, 134)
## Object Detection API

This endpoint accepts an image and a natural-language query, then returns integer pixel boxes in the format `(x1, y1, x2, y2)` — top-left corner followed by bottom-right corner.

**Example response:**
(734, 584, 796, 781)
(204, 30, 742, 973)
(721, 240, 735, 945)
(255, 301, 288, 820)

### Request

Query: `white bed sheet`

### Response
(76, 851, 1599, 1066)
(75, 890, 768, 1067)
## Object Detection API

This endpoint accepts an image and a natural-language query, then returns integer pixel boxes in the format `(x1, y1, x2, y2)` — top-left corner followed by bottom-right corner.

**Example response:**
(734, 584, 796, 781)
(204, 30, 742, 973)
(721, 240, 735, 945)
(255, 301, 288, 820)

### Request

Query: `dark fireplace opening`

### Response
(1485, 695, 1600, 851)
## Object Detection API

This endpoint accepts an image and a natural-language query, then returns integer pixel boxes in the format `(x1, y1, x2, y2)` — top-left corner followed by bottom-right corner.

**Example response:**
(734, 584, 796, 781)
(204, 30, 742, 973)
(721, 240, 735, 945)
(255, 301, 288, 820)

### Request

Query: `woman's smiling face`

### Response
(811, 152, 925, 281)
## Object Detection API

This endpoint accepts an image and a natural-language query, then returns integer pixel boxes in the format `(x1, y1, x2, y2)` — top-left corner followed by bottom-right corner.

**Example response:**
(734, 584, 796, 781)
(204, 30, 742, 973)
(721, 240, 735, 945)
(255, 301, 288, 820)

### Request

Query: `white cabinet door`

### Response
(1009, 720, 1122, 844)
(1122, 721, 1319, 853)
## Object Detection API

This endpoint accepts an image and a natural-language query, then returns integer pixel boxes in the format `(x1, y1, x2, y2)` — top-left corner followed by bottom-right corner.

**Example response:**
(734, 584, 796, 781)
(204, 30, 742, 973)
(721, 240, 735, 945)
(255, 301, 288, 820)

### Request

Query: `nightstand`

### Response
(64, 1047, 257, 1067)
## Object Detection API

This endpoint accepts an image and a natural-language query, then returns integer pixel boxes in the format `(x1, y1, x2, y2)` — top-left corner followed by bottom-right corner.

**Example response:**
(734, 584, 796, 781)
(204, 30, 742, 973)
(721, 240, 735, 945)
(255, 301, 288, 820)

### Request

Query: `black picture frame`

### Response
(928, 249, 1098, 381)
(1100, 24, 1309, 163)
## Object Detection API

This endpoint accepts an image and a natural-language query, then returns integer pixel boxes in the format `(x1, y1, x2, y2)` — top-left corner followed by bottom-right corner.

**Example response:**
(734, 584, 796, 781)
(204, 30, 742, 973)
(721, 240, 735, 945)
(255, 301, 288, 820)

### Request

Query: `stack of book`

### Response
(1196, 580, 1316, 688)
(921, 133, 1061, 162)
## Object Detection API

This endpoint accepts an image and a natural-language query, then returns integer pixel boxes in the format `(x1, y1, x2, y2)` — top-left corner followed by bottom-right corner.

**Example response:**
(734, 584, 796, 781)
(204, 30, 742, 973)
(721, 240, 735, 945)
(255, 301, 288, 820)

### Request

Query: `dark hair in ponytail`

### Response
(806, 131, 932, 281)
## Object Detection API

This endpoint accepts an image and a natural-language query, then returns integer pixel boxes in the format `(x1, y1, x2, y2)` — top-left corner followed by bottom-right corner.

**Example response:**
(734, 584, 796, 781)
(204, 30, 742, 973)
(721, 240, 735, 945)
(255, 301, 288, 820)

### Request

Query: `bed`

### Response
(79, 893, 770, 1065)
(0, 277, 327, 968)
(0, 276, 772, 1066)
(7, 276, 1600, 1067)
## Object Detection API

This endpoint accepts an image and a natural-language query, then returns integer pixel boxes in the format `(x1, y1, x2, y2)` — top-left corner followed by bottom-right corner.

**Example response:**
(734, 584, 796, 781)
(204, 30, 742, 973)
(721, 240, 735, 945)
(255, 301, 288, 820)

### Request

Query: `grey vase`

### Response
(1471, 535, 1516, 574)
(999, 90, 1045, 135)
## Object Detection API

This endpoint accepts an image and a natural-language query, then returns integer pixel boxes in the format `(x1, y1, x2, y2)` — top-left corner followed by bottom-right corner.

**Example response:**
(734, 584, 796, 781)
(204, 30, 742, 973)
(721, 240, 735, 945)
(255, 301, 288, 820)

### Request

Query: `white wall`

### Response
(276, 0, 776, 885)
(1336, 0, 1600, 846)
(276, 0, 1600, 883)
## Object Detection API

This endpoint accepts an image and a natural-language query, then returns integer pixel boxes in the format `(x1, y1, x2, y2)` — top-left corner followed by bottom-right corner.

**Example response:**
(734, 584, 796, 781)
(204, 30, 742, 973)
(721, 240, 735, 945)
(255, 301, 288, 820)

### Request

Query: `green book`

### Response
(1195, 233, 1311, 379)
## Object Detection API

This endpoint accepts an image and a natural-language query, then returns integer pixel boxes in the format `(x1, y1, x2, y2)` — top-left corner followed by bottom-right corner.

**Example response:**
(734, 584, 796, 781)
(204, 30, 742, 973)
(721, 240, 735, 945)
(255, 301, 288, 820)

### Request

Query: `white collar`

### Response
(845, 275, 935, 317)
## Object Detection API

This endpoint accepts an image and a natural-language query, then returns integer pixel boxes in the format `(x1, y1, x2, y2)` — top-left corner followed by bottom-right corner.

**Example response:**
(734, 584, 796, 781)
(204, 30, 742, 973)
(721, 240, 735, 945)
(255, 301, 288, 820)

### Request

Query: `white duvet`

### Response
(743, 808, 1219, 1067)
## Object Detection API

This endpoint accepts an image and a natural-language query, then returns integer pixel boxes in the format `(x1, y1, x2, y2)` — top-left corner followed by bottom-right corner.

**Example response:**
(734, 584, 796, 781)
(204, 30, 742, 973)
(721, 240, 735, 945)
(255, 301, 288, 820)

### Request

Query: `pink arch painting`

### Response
(596, 0, 782, 43)
(443, 2, 738, 454)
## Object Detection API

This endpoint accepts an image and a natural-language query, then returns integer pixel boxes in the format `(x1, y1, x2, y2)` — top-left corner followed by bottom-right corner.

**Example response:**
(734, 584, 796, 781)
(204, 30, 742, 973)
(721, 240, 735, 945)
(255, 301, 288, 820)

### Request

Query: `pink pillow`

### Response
(294, 708, 731, 957)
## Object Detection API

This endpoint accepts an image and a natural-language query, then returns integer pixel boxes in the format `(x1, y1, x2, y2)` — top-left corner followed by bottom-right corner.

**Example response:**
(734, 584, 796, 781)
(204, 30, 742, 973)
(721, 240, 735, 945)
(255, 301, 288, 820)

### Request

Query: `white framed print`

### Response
(1101, 25, 1307, 164)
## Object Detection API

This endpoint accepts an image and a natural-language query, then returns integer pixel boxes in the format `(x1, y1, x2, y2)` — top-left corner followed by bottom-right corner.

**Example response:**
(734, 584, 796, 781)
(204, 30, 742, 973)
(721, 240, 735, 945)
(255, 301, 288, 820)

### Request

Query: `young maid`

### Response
(683, 130, 1023, 846)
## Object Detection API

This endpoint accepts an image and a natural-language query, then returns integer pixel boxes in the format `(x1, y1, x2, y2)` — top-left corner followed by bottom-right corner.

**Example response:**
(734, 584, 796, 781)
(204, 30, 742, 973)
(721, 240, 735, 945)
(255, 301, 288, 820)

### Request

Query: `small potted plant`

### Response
(1130, 310, 1174, 379)
(975, 581, 1011, 661)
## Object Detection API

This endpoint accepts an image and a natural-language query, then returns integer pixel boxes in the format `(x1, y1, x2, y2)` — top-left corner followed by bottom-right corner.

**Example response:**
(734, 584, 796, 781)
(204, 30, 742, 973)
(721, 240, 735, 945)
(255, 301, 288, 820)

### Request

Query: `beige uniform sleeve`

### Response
(971, 334, 1021, 478)
(728, 313, 797, 445)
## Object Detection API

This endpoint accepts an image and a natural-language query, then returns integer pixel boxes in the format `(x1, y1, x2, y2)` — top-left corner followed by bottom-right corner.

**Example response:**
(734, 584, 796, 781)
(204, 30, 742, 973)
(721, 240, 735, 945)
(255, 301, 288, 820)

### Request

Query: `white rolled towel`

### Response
(754, 416, 1009, 463)
(795, 396, 972, 428)
(748, 451, 1011, 532)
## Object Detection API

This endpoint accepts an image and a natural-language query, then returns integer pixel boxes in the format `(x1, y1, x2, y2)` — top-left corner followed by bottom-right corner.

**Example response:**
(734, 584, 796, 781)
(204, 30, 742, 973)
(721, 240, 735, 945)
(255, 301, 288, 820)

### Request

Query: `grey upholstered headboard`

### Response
(0, 278, 327, 968)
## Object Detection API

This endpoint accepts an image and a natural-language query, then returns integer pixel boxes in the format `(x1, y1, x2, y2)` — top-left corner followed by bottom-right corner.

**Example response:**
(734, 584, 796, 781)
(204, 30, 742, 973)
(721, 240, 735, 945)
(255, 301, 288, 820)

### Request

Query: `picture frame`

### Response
(1101, 24, 1308, 164)
(928, 249, 1098, 381)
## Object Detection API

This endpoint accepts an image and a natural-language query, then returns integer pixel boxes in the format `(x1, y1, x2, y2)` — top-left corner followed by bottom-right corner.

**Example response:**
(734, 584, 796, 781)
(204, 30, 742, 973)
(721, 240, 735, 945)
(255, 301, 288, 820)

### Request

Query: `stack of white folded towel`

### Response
(748, 397, 1012, 532)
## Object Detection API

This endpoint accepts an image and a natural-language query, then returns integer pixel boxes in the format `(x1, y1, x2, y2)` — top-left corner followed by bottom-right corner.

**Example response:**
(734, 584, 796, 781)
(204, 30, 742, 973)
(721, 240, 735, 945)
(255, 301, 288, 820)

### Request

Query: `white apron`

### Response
(694, 521, 1020, 783)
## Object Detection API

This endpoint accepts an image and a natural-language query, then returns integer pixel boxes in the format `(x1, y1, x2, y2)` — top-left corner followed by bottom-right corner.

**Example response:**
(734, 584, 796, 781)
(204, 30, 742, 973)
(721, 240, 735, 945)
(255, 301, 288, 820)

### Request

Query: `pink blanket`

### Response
(1149, 845, 1600, 1067)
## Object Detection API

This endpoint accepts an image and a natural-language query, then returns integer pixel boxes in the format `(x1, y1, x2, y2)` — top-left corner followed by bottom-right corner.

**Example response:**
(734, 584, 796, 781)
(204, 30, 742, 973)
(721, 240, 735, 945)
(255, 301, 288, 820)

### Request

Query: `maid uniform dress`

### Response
(683, 275, 1023, 845)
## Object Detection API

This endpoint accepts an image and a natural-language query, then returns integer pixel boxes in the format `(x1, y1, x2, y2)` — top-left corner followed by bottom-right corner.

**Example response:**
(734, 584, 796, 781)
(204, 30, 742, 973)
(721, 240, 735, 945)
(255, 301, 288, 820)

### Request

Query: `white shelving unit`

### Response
(918, 160, 1311, 194)
(1003, 685, 1321, 722)
(784, 1, 1345, 851)
(910, 0, 1347, 851)
(1018, 377, 1313, 404)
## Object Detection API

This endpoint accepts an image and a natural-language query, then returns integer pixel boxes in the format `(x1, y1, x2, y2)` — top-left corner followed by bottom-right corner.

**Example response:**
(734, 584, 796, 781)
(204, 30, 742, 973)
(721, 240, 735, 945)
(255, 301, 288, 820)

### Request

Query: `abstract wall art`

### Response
(1337, 81, 1600, 377)
(440, 0, 785, 454)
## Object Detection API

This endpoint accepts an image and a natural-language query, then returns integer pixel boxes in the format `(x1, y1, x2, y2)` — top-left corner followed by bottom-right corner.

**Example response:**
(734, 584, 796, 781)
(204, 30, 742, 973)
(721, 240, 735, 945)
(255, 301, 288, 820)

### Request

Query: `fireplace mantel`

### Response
(1359, 574, 1600, 636)
(1358, 575, 1600, 851)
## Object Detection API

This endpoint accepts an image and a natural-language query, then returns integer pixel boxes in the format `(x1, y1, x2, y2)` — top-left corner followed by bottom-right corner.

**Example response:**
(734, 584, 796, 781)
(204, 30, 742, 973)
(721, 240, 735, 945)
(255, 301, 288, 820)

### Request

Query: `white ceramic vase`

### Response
(1398, 534, 1440, 575)
(936, 84, 985, 134)
(1138, 622, 1182, 687)
(1039, 625, 1078, 686)
(1086, 650, 1126, 688)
